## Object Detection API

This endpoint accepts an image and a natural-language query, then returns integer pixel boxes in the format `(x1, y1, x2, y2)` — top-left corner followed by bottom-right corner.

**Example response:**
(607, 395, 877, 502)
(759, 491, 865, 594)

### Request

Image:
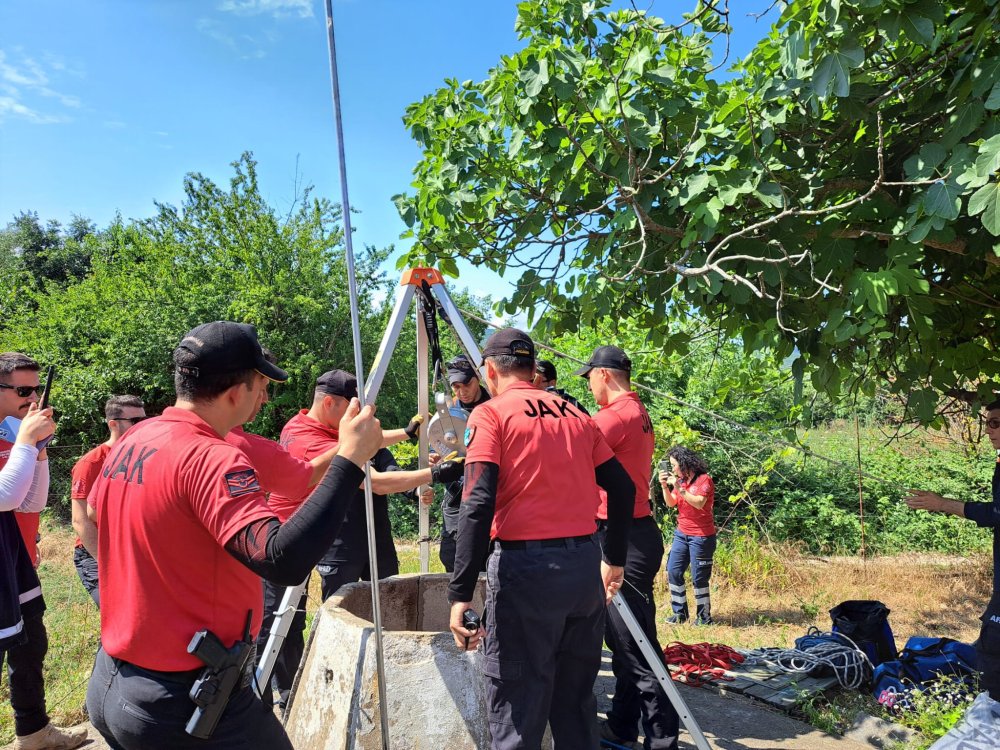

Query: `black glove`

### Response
(404, 413, 425, 440)
(431, 456, 465, 484)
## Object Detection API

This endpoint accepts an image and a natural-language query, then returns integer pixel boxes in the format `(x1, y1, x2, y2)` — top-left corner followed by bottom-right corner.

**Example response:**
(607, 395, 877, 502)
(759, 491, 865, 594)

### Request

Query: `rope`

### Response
(662, 642, 745, 687)
(737, 627, 873, 690)
(457, 307, 899, 487)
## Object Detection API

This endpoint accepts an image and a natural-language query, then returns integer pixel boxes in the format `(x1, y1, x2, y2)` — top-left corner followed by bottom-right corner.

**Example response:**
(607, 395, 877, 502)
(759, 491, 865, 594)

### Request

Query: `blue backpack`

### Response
(872, 637, 979, 711)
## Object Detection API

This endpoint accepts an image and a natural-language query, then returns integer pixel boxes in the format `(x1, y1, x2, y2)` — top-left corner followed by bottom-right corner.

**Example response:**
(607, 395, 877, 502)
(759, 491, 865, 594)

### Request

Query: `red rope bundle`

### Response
(662, 642, 745, 687)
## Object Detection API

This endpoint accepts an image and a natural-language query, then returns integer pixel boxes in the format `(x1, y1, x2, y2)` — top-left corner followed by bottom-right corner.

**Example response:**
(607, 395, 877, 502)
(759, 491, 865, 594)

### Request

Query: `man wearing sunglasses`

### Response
(70, 395, 146, 608)
(0, 352, 88, 750)
(906, 399, 1000, 706)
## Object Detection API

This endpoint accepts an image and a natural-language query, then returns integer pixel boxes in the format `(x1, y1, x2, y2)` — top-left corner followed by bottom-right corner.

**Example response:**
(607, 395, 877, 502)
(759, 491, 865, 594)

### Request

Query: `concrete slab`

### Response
(596, 654, 872, 750)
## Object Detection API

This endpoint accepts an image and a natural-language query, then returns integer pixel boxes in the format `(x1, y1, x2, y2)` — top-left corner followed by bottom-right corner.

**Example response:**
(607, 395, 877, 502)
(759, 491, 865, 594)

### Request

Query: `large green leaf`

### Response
(811, 42, 864, 99)
(969, 182, 1000, 236)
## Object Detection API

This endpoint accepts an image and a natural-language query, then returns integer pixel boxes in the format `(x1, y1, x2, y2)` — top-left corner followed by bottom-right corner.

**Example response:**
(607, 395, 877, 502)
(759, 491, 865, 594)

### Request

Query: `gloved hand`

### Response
(431, 454, 465, 484)
(404, 413, 425, 440)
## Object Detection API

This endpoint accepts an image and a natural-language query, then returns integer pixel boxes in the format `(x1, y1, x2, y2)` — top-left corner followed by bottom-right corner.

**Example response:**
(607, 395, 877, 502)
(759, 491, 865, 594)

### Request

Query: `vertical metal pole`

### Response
(322, 3, 390, 747)
(416, 301, 430, 573)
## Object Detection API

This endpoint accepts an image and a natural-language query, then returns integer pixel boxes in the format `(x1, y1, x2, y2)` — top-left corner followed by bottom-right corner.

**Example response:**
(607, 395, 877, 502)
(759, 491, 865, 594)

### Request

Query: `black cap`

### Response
(316, 370, 358, 399)
(481, 328, 535, 362)
(535, 359, 557, 382)
(447, 355, 477, 386)
(174, 321, 288, 382)
(573, 345, 631, 378)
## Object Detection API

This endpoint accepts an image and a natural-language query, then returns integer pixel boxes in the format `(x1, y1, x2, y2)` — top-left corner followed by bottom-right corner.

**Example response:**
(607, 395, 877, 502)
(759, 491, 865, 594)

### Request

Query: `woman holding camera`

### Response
(660, 446, 716, 625)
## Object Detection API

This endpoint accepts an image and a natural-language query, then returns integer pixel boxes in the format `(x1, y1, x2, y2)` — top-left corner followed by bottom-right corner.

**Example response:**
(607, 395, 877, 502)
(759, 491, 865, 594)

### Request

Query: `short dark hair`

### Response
(0, 353, 40, 382)
(668, 446, 709, 478)
(105, 395, 144, 420)
(987, 398, 1000, 412)
(174, 347, 256, 402)
(488, 354, 535, 378)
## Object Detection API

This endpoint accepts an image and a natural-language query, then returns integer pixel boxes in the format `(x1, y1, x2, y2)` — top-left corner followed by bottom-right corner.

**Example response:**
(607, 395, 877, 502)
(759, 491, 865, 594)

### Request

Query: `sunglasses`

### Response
(114, 416, 147, 426)
(0, 384, 43, 398)
(986, 418, 1000, 430)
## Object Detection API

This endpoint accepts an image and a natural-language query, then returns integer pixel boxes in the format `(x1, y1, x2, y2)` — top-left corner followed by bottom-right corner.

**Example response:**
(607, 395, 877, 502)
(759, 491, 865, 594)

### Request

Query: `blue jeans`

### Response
(666, 531, 716, 622)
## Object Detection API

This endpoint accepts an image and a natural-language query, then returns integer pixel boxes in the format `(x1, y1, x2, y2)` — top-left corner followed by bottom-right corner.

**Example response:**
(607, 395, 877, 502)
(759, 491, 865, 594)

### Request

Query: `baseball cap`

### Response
(481, 328, 535, 362)
(535, 359, 557, 382)
(573, 345, 632, 378)
(447, 356, 477, 386)
(315, 370, 358, 399)
(174, 321, 288, 382)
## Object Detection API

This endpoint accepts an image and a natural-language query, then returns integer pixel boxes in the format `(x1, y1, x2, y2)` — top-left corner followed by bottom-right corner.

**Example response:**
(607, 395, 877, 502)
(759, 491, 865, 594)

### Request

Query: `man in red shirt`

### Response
(70, 395, 146, 608)
(578, 345, 679, 750)
(448, 329, 634, 750)
(260, 369, 461, 710)
(1, 352, 87, 750)
(84, 322, 382, 750)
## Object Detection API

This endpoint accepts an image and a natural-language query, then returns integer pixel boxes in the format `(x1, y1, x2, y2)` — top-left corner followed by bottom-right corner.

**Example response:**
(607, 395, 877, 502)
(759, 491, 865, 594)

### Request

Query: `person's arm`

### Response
(675, 481, 709, 510)
(380, 414, 425, 448)
(659, 470, 679, 508)
(19, 457, 49, 513)
(448, 460, 497, 650)
(307, 443, 340, 486)
(73, 498, 98, 554)
(0, 444, 39, 511)
(596, 457, 634, 567)
(369, 457, 464, 495)
(905, 490, 976, 521)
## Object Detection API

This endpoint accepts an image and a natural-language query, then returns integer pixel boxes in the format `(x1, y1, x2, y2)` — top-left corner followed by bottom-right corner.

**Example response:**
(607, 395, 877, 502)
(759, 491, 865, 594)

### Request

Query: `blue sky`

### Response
(0, 0, 777, 302)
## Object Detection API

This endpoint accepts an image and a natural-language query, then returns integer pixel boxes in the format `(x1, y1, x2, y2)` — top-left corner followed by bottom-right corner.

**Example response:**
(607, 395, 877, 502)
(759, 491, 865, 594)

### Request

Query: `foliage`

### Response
(891, 676, 979, 747)
(398, 0, 1000, 419)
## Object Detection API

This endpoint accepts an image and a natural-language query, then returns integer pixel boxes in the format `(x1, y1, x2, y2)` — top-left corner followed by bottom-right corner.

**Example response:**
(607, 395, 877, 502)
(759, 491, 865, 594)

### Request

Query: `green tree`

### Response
(397, 0, 1000, 423)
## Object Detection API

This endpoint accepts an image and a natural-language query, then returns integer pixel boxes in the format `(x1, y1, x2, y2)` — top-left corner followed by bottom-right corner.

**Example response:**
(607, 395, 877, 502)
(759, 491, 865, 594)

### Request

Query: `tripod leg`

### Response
(429, 284, 486, 379)
(365, 283, 417, 403)
(255, 578, 309, 700)
(611, 594, 714, 750)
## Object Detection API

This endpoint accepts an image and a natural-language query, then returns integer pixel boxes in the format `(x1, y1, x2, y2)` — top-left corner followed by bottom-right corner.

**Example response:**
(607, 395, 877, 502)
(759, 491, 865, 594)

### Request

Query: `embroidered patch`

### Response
(225, 469, 261, 498)
(464, 426, 476, 448)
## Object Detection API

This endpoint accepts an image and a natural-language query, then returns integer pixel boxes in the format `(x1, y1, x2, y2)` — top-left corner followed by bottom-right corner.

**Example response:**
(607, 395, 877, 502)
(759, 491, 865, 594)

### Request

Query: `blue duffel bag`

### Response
(872, 637, 979, 711)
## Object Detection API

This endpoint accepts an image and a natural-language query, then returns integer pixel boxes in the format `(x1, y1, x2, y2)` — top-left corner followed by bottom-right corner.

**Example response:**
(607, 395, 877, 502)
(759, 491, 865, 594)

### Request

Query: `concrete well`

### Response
(284, 573, 490, 750)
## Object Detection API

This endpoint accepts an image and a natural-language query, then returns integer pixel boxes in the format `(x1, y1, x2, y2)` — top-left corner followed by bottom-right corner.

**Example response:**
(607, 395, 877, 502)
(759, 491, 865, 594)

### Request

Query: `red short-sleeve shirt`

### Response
(593, 391, 655, 520)
(88, 407, 276, 671)
(675, 473, 716, 536)
(225, 426, 314, 500)
(71, 443, 111, 548)
(267, 410, 339, 522)
(464, 381, 614, 540)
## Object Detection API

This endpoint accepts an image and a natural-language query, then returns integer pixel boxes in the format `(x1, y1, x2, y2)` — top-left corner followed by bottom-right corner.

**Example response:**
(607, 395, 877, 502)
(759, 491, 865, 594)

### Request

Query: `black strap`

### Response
(417, 281, 445, 388)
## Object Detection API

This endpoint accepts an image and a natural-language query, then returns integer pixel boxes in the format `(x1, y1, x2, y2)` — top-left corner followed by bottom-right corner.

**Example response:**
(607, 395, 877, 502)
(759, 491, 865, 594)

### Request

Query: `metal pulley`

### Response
(426, 392, 469, 457)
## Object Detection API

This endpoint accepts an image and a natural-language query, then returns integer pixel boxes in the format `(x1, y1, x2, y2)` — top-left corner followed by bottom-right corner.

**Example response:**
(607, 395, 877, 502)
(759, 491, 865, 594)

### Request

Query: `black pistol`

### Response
(185, 612, 254, 739)
(462, 608, 481, 650)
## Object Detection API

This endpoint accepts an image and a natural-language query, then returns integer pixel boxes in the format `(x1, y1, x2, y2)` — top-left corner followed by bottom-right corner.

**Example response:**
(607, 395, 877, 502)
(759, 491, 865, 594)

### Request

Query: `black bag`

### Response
(830, 600, 898, 667)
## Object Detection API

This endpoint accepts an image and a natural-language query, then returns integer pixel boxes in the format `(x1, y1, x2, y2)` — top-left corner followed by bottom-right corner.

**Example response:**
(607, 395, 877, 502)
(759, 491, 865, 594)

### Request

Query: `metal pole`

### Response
(322, 3, 390, 747)
(611, 595, 713, 750)
(416, 300, 431, 573)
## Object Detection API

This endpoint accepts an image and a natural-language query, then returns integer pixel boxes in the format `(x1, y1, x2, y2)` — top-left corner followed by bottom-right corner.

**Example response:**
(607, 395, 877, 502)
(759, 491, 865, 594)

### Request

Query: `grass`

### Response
(1, 522, 991, 745)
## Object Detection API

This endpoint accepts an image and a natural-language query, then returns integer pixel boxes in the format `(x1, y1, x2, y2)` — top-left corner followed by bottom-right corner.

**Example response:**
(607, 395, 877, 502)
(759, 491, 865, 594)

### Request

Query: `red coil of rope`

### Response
(663, 642, 745, 687)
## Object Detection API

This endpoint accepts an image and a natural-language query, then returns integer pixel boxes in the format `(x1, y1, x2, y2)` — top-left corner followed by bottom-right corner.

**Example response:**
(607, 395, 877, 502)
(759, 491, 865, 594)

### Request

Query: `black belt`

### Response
(113, 653, 254, 690)
(494, 534, 594, 550)
(113, 656, 203, 685)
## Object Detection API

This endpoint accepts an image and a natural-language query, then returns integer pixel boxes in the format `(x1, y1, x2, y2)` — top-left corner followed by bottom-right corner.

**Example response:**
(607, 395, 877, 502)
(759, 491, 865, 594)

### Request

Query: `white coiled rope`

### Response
(738, 627, 874, 691)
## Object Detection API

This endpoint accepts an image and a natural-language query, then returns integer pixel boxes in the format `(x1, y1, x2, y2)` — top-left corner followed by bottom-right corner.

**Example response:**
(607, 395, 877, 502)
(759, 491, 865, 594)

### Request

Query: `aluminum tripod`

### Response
(611, 594, 713, 750)
(255, 267, 486, 700)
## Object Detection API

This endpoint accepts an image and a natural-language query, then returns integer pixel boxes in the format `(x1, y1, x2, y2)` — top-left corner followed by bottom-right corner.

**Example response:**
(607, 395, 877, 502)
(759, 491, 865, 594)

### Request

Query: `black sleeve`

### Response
(447, 461, 497, 603)
(595, 457, 633, 566)
(225, 455, 365, 585)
